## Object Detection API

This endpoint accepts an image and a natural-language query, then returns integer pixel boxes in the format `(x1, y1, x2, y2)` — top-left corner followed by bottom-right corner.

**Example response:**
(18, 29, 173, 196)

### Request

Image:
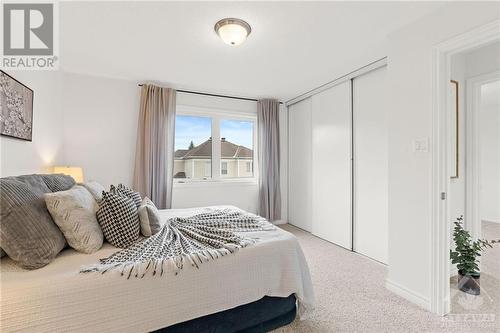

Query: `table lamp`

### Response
(52, 166, 84, 183)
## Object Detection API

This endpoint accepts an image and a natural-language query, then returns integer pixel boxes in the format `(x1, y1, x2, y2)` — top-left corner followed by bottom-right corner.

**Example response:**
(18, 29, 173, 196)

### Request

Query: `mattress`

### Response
(0, 206, 314, 333)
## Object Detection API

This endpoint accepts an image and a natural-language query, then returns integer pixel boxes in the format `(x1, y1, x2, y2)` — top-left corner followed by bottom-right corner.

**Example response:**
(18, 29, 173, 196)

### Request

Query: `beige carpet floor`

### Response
(272, 223, 500, 333)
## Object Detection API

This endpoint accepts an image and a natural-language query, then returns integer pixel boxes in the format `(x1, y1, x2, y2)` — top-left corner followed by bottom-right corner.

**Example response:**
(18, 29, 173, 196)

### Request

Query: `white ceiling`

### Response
(60, 1, 446, 101)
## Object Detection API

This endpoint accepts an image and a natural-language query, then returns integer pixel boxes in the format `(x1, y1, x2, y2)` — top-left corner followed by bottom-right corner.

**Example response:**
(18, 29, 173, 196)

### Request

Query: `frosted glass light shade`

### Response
(214, 18, 251, 46)
(53, 166, 84, 183)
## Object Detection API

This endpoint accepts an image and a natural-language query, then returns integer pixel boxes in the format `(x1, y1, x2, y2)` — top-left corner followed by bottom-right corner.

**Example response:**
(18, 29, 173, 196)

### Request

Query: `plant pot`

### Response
(458, 271, 480, 295)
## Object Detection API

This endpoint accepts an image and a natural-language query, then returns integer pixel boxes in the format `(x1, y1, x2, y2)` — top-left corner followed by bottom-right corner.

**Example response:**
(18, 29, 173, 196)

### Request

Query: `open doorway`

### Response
(430, 20, 500, 316)
(448, 42, 500, 316)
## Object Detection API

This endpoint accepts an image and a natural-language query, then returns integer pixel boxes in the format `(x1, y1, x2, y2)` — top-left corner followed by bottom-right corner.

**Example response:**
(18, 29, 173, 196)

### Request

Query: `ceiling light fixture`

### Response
(214, 18, 251, 46)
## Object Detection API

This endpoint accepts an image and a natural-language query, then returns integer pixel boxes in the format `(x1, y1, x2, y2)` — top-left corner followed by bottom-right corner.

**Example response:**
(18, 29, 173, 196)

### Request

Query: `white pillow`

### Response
(82, 181, 106, 203)
(138, 197, 162, 237)
(45, 185, 104, 253)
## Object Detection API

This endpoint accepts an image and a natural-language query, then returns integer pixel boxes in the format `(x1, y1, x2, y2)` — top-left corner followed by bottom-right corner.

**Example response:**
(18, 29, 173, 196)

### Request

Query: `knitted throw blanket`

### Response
(81, 209, 275, 278)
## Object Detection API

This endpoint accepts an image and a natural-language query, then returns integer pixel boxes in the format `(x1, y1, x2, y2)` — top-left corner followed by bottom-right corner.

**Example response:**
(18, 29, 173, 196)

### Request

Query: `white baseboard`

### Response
(273, 219, 288, 225)
(385, 279, 431, 311)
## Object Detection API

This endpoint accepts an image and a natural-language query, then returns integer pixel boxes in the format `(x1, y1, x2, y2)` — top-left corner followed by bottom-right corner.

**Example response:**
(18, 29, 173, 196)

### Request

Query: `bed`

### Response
(0, 206, 314, 333)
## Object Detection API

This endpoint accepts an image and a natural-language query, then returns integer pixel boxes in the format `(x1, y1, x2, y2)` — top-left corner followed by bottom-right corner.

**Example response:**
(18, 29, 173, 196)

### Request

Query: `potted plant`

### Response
(450, 216, 499, 295)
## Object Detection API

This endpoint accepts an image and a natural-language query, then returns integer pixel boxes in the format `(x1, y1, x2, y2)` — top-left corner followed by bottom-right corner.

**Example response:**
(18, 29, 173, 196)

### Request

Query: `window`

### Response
(221, 162, 228, 175)
(174, 109, 256, 182)
(204, 161, 211, 177)
(174, 115, 212, 180)
(220, 119, 254, 178)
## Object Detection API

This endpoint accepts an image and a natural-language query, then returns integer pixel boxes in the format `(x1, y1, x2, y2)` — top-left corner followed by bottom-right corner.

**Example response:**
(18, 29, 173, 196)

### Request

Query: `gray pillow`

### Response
(45, 185, 104, 254)
(138, 197, 162, 237)
(9, 174, 51, 193)
(41, 174, 76, 192)
(82, 181, 105, 202)
(0, 178, 66, 269)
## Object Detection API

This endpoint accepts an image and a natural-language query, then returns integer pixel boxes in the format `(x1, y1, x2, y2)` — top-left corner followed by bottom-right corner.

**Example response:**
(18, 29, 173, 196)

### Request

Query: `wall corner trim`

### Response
(385, 279, 431, 312)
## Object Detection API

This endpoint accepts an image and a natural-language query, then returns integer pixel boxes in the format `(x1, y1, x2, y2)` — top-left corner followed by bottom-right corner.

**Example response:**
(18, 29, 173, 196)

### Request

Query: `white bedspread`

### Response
(0, 206, 314, 333)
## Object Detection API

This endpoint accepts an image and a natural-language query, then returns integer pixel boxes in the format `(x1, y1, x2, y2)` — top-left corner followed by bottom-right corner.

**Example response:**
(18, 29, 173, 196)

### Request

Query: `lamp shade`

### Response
(53, 166, 84, 183)
(214, 18, 251, 46)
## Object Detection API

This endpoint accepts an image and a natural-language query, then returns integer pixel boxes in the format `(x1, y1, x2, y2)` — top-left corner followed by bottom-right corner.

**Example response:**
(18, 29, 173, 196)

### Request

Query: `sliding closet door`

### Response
(311, 82, 352, 249)
(353, 67, 388, 264)
(288, 98, 312, 231)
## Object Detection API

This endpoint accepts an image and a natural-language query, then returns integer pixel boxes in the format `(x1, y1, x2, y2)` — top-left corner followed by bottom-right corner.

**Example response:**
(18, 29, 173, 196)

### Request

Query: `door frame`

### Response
(430, 20, 500, 316)
(466, 71, 500, 241)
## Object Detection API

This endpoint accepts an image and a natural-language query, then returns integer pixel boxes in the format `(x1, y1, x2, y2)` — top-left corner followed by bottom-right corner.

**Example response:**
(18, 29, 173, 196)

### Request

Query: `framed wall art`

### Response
(450, 79, 459, 178)
(0, 71, 34, 141)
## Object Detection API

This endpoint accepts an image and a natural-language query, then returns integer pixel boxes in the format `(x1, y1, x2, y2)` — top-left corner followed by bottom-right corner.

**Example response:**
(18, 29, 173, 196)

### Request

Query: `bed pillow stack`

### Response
(0, 176, 149, 268)
(97, 184, 141, 248)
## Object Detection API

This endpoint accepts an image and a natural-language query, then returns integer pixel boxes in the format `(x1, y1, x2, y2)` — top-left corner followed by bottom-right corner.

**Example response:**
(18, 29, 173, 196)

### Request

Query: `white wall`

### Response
(62, 73, 139, 188)
(0, 71, 64, 177)
(172, 182, 259, 213)
(61, 73, 288, 220)
(386, 1, 499, 310)
(479, 80, 500, 223)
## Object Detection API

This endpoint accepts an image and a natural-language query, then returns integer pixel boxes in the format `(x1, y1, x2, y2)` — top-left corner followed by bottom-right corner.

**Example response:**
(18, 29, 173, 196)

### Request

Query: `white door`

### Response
(352, 67, 388, 264)
(311, 81, 352, 249)
(288, 98, 312, 231)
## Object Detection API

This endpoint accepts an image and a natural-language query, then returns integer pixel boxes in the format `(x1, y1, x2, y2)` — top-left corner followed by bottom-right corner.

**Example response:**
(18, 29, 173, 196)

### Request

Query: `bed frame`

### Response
(153, 294, 296, 333)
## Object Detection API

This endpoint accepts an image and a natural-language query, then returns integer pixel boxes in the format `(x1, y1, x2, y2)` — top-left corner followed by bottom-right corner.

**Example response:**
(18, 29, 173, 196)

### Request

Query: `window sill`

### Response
(173, 179, 258, 188)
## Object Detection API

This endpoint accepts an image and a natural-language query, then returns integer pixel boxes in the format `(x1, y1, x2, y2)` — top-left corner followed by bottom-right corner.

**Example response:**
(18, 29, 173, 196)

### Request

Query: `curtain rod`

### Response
(138, 84, 283, 105)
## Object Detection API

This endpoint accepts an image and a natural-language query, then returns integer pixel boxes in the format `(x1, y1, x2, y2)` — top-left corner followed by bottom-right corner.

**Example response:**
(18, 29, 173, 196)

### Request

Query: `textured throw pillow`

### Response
(97, 191, 140, 248)
(82, 181, 106, 203)
(45, 185, 104, 254)
(0, 178, 66, 269)
(41, 174, 76, 192)
(110, 184, 142, 209)
(11, 174, 51, 193)
(138, 197, 162, 237)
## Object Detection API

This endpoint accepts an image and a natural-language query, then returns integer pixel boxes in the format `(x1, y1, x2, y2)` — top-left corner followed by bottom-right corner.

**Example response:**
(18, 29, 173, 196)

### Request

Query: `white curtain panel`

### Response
(257, 99, 281, 221)
(133, 85, 176, 209)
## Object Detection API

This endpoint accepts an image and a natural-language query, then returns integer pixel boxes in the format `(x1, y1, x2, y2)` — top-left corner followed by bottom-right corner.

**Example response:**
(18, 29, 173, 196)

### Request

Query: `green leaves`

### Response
(449, 216, 500, 276)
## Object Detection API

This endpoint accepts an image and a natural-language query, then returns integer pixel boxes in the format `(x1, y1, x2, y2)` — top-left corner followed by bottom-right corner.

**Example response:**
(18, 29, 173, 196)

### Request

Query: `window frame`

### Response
(246, 161, 252, 173)
(221, 161, 228, 175)
(174, 105, 258, 185)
